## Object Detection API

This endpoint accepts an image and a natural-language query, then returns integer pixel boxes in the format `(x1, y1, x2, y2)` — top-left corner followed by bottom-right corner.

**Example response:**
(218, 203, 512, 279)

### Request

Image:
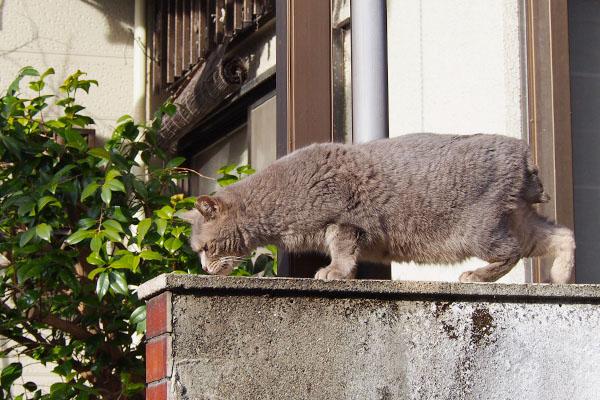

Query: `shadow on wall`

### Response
(0, 0, 4, 30)
(0, 0, 133, 58)
(79, 0, 134, 45)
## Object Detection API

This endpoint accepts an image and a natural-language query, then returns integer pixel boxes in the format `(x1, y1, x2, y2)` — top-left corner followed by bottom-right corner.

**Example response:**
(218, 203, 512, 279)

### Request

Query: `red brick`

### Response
(146, 291, 172, 339)
(146, 336, 172, 383)
(146, 381, 167, 400)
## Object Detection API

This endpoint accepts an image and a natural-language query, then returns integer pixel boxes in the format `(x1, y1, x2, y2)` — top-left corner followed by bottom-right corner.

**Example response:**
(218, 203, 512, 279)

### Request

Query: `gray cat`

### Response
(180, 133, 575, 283)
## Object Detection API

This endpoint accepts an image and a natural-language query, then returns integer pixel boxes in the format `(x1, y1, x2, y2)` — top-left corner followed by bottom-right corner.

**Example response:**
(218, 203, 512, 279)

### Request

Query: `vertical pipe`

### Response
(134, 0, 147, 124)
(351, 0, 389, 143)
(134, 0, 148, 188)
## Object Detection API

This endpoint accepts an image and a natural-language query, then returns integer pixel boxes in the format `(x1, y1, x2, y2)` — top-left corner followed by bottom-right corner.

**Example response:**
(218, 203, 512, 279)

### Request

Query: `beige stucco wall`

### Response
(0, 0, 136, 394)
(0, 0, 136, 141)
(386, 0, 529, 283)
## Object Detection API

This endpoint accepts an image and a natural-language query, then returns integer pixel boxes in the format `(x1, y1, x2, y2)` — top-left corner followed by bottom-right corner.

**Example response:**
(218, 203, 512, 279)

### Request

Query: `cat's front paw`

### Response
(314, 267, 347, 280)
(459, 271, 485, 283)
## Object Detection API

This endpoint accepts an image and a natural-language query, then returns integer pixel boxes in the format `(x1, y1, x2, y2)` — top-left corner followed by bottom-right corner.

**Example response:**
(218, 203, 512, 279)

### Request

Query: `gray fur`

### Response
(182, 133, 575, 283)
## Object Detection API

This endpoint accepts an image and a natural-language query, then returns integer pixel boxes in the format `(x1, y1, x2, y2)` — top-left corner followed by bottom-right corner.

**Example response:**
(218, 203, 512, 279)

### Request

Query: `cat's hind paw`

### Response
(459, 271, 485, 283)
(314, 267, 348, 281)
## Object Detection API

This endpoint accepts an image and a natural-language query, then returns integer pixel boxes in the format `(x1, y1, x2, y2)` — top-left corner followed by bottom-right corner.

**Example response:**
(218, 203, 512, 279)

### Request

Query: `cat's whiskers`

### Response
(219, 256, 246, 263)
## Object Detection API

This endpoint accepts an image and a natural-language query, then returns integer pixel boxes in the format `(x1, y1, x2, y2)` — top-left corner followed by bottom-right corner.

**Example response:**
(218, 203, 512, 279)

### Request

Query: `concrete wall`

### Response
(0, 0, 136, 140)
(140, 274, 600, 400)
(386, 0, 529, 283)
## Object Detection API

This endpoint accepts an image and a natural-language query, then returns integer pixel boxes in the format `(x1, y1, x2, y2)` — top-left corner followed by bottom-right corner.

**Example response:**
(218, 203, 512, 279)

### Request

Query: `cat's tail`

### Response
(523, 153, 550, 204)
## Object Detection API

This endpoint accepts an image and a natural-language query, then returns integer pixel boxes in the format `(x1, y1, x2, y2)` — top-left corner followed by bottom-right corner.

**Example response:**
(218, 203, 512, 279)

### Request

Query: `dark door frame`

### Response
(526, 0, 575, 282)
(276, 0, 334, 277)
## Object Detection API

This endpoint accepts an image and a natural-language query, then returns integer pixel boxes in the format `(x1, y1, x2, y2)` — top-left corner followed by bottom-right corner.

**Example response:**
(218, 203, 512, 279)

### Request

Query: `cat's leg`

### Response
(314, 224, 360, 280)
(527, 221, 575, 284)
(460, 219, 522, 283)
(508, 204, 575, 283)
(459, 257, 520, 283)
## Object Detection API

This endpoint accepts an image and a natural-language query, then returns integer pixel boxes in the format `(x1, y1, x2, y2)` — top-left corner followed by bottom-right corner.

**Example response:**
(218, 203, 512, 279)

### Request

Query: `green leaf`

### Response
(162, 103, 177, 117)
(96, 272, 110, 300)
(101, 186, 112, 206)
(130, 305, 146, 324)
(64, 129, 88, 151)
(156, 205, 174, 219)
(106, 169, 121, 180)
(166, 157, 186, 168)
(112, 206, 129, 222)
(164, 237, 183, 254)
(217, 164, 236, 174)
(90, 234, 103, 253)
(41, 67, 55, 80)
(236, 164, 256, 175)
(137, 218, 151, 243)
(229, 268, 252, 277)
(1, 134, 23, 160)
(56, 97, 74, 106)
(109, 254, 140, 272)
(217, 174, 239, 187)
(22, 381, 37, 392)
(1, 362, 23, 390)
(50, 382, 67, 394)
(86, 252, 105, 266)
(103, 219, 124, 233)
(102, 228, 121, 243)
(133, 179, 148, 199)
(59, 270, 81, 296)
(17, 263, 43, 284)
(88, 147, 110, 160)
(78, 218, 97, 230)
(81, 183, 99, 201)
(155, 219, 167, 236)
(19, 229, 35, 247)
(35, 223, 52, 242)
(109, 271, 128, 296)
(37, 195, 60, 211)
(87, 267, 106, 280)
(66, 229, 92, 245)
(140, 250, 162, 261)
(117, 114, 133, 123)
(105, 178, 125, 192)
(54, 164, 77, 179)
(7, 66, 39, 95)
(171, 225, 186, 238)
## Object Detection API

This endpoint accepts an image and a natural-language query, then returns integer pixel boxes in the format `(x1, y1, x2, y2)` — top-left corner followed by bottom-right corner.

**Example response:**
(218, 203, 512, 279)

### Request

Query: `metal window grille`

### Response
(151, 0, 273, 93)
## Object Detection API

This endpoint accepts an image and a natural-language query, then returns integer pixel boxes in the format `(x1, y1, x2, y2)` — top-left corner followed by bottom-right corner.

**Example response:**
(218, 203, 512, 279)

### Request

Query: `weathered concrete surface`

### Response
(140, 275, 600, 400)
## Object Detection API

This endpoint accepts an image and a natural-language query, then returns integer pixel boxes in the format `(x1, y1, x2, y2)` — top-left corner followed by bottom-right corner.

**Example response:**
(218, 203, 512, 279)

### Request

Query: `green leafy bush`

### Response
(0, 67, 277, 400)
(0, 67, 202, 400)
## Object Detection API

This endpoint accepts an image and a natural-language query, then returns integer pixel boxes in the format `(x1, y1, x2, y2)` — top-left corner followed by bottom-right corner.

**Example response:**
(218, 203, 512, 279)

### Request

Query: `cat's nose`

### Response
(202, 265, 208, 272)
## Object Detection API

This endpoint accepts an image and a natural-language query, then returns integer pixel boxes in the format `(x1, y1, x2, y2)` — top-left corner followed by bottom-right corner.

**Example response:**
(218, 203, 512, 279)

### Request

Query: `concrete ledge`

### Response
(138, 273, 600, 302)
(139, 274, 600, 399)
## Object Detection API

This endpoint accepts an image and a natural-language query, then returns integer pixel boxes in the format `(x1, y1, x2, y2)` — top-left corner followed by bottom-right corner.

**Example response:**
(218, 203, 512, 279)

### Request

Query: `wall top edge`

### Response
(137, 274, 600, 303)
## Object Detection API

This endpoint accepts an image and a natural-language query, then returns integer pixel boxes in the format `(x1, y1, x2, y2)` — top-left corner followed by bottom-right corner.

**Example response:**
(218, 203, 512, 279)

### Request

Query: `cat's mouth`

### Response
(202, 255, 243, 275)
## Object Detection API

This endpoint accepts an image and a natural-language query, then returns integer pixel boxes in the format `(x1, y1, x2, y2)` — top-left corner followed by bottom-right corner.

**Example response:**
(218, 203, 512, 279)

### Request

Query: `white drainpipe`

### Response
(133, 0, 147, 124)
(351, 0, 389, 143)
(133, 0, 148, 186)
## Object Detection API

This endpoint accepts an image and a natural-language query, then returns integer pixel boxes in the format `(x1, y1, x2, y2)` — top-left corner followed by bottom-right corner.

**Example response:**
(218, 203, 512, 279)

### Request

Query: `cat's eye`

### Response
(203, 244, 209, 251)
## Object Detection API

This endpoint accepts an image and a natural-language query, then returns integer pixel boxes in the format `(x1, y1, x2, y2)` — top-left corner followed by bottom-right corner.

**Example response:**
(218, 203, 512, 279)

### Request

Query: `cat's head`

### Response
(179, 195, 247, 275)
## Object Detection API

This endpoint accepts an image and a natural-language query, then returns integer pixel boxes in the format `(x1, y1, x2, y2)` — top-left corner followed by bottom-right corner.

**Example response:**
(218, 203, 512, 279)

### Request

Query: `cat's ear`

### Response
(178, 209, 199, 224)
(196, 196, 223, 220)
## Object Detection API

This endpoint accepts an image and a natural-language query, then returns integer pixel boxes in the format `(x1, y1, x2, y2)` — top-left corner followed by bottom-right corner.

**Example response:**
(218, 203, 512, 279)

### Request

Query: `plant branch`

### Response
(28, 307, 92, 340)
(171, 167, 215, 180)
